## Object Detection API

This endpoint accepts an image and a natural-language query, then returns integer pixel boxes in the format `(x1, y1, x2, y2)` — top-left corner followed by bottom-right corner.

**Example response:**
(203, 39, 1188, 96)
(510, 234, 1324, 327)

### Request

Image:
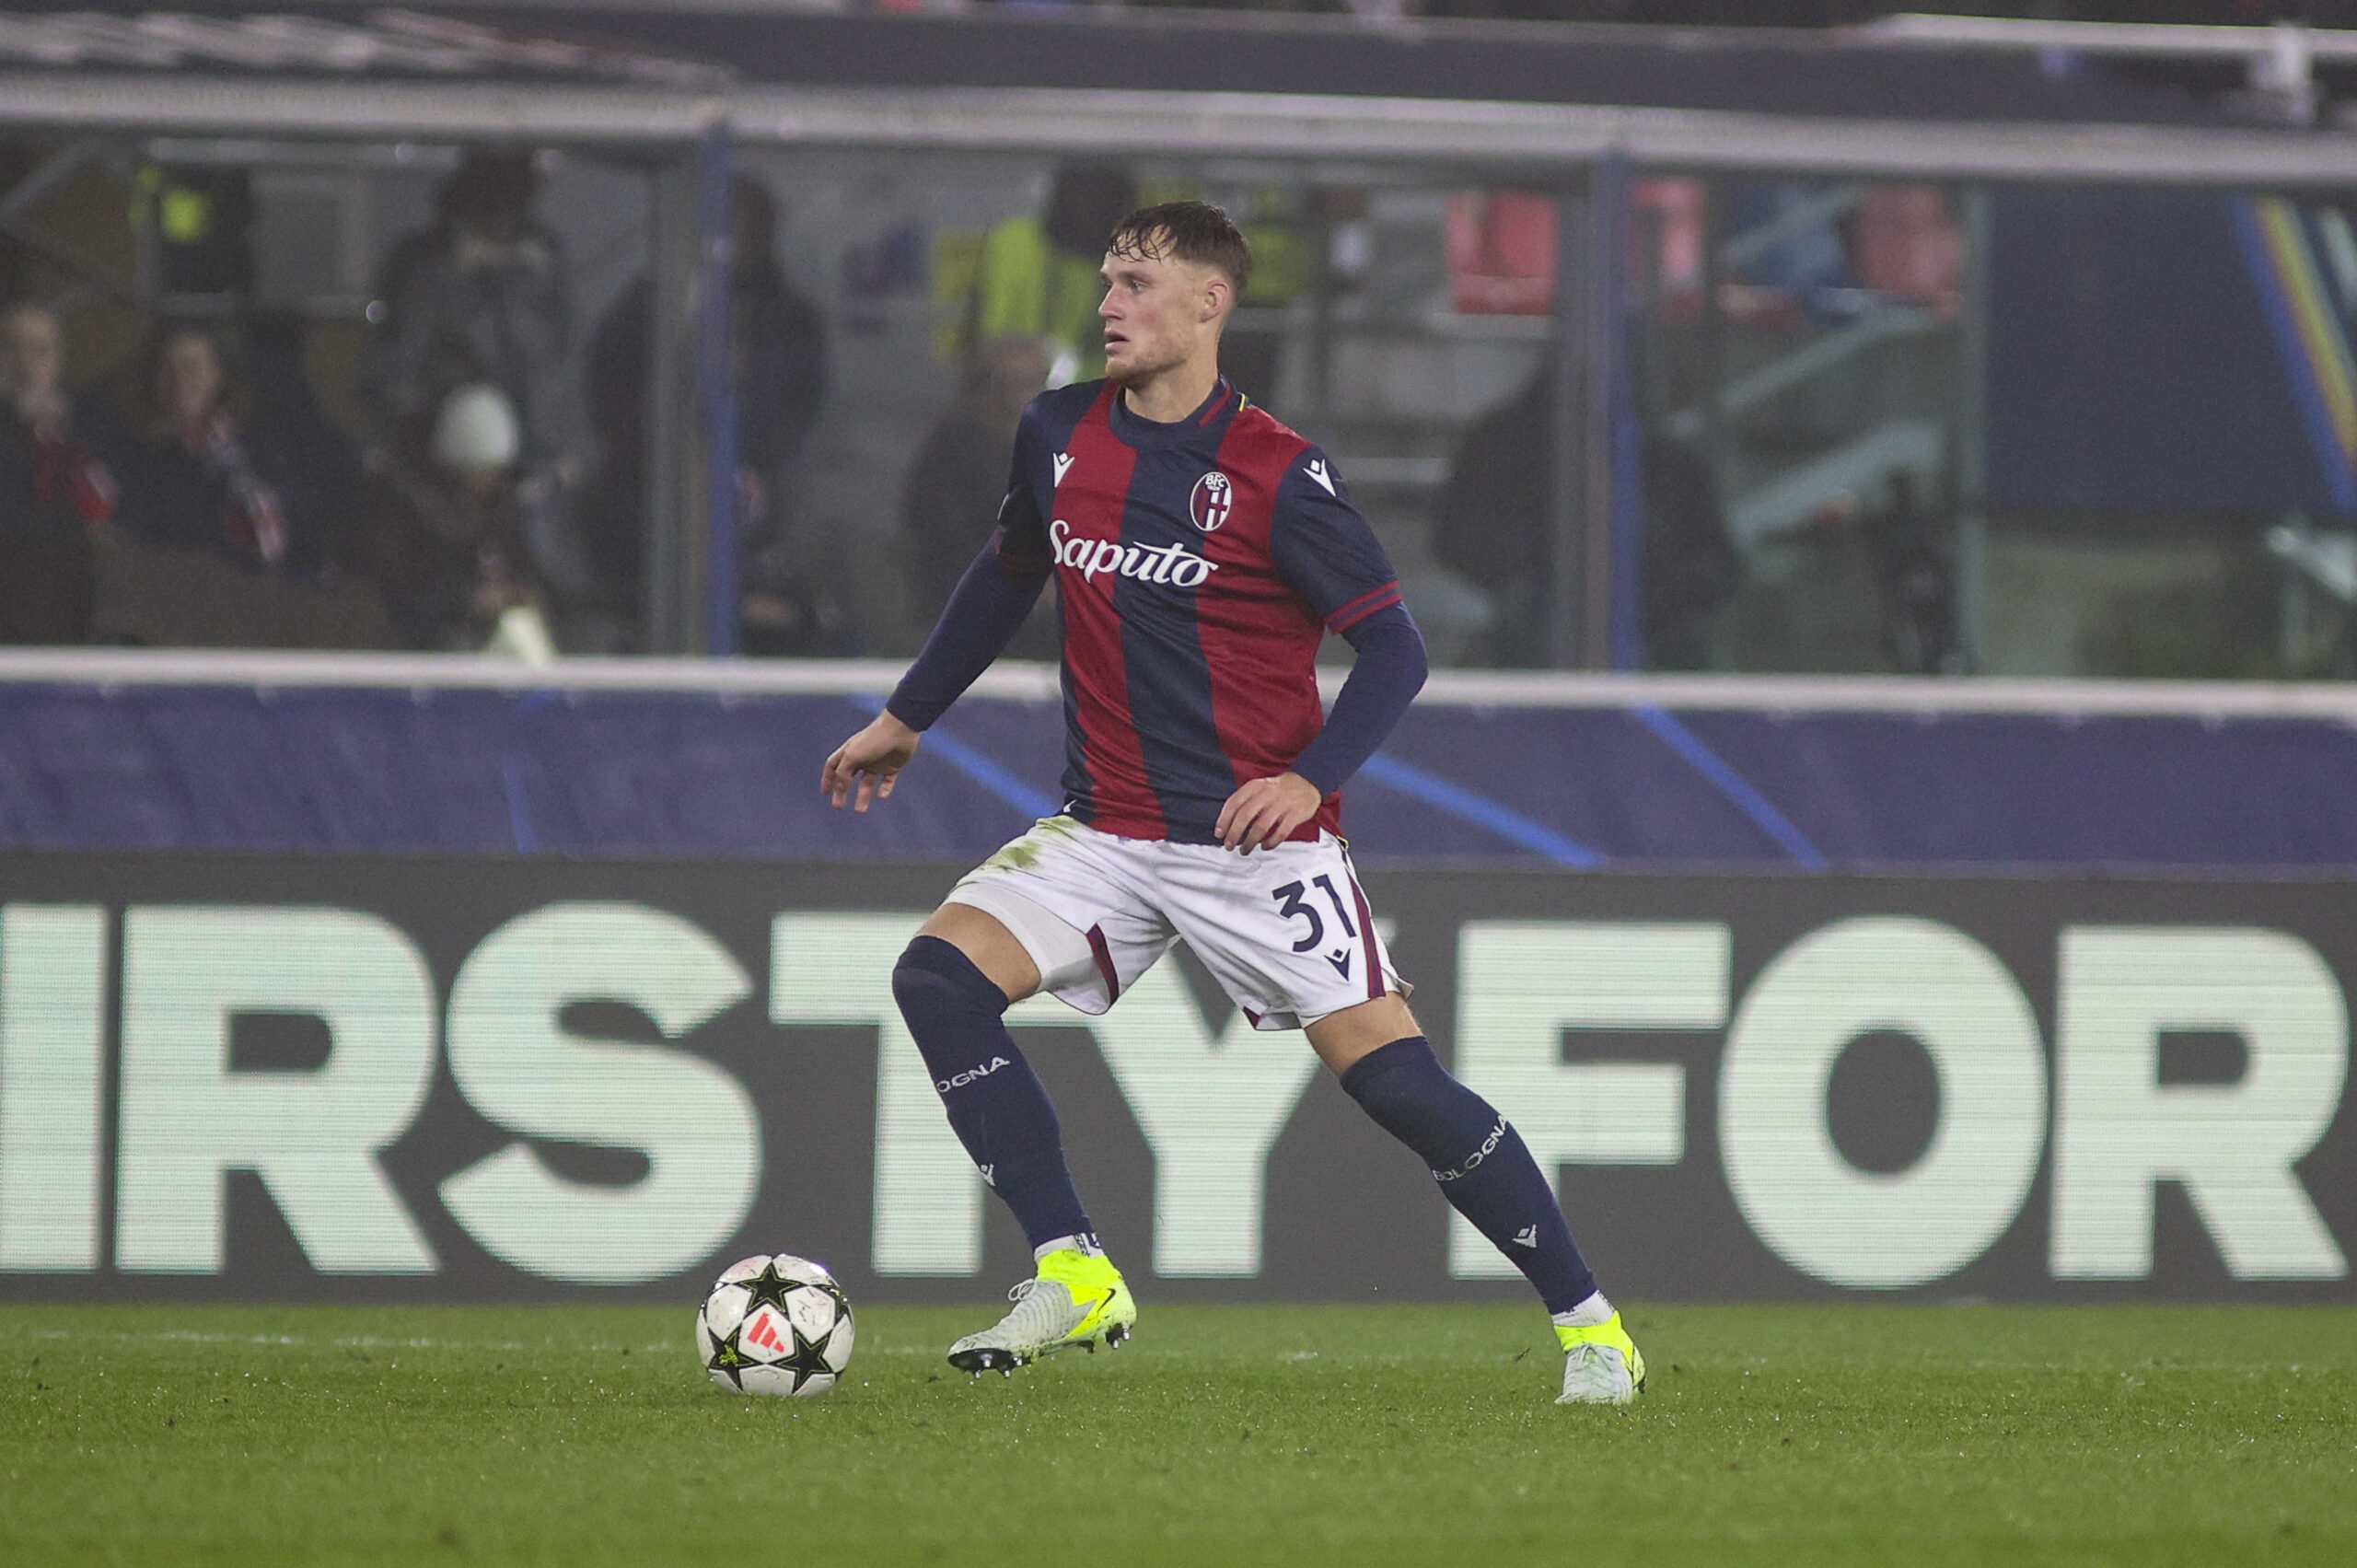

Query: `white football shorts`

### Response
(943, 814, 1407, 1031)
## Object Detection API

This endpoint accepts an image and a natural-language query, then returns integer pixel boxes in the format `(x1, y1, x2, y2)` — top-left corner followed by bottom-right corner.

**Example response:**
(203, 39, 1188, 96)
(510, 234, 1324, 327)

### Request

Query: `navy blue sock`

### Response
(891, 935, 1094, 1253)
(1341, 1037, 1596, 1315)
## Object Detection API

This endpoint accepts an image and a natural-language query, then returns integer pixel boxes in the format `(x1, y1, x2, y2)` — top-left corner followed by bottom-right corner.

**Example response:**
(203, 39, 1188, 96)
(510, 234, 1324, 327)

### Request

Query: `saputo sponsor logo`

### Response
(1050, 518, 1217, 588)
(936, 1055, 1013, 1094)
(1434, 1117, 1509, 1182)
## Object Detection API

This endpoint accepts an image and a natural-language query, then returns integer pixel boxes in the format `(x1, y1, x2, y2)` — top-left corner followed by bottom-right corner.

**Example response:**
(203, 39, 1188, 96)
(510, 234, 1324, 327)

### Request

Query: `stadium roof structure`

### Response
(7, 3, 2357, 184)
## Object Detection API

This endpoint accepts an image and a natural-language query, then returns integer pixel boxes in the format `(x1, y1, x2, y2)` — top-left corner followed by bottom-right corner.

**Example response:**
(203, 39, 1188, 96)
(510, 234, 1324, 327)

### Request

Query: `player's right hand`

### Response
(822, 711, 923, 813)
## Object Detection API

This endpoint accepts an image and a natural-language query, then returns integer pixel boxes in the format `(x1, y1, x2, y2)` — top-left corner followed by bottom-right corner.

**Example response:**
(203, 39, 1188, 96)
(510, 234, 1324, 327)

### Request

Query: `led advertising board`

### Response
(0, 854, 2348, 1303)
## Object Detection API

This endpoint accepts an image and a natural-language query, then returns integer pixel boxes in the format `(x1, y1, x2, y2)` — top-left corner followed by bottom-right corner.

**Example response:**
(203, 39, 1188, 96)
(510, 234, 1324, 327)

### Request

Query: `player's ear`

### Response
(1200, 272, 1231, 323)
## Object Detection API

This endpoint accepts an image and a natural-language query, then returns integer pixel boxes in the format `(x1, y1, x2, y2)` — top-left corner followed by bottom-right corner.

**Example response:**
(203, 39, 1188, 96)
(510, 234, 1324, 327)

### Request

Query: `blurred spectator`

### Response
(1637, 432, 1744, 670)
(359, 147, 587, 616)
(1435, 366, 1740, 669)
(245, 310, 367, 573)
(1724, 180, 1862, 324)
(99, 322, 300, 575)
(0, 303, 116, 530)
(0, 303, 108, 642)
(350, 382, 552, 654)
(900, 332, 1055, 657)
(585, 174, 830, 650)
(1855, 470, 1963, 674)
(1847, 185, 1965, 314)
(970, 161, 1136, 388)
(3, 306, 386, 649)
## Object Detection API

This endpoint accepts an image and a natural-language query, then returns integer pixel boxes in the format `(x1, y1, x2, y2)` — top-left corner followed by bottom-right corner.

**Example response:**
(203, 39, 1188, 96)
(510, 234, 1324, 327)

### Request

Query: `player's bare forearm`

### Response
(1215, 771, 1323, 854)
(821, 712, 922, 814)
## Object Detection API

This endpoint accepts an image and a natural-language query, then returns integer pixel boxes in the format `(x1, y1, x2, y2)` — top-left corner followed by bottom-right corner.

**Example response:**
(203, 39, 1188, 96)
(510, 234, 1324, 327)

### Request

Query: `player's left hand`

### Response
(822, 711, 923, 813)
(1215, 772, 1324, 854)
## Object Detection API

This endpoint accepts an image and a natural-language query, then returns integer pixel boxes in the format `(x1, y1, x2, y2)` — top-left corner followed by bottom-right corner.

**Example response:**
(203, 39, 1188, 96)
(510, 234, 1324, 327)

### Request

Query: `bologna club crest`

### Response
(1190, 470, 1234, 532)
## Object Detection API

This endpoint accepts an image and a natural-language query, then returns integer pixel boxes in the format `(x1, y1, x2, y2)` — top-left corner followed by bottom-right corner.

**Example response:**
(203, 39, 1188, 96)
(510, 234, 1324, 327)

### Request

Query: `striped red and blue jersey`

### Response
(992, 377, 1405, 845)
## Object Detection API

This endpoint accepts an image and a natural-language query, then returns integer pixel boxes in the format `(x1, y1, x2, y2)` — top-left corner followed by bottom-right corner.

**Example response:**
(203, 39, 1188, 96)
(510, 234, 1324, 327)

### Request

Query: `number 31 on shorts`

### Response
(1270, 875, 1359, 954)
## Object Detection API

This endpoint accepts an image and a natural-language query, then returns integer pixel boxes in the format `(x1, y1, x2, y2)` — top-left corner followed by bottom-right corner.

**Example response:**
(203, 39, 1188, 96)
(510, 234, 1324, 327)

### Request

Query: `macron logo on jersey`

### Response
(1051, 519, 1218, 588)
(1053, 452, 1074, 487)
(1304, 459, 1337, 496)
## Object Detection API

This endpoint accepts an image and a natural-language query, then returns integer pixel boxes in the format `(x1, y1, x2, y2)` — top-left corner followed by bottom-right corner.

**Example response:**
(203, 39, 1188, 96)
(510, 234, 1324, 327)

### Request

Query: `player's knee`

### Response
(1338, 1035, 1446, 1100)
(891, 934, 1012, 1024)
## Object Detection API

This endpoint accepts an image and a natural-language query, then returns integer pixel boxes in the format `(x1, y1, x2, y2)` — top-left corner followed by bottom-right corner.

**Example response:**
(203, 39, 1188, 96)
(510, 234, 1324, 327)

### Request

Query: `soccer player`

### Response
(822, 202, 1643, 1405)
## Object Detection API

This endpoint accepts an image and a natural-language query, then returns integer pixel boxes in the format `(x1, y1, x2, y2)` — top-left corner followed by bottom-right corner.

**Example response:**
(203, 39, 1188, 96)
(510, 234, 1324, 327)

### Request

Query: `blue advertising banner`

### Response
(10, 671, 2357, 872)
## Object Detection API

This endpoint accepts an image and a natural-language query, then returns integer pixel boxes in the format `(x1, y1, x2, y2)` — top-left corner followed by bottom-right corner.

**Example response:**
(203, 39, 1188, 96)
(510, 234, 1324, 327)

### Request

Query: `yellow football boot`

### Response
(1555, 1310, 1645, 1406)
(947, 1249, 1136, 1375)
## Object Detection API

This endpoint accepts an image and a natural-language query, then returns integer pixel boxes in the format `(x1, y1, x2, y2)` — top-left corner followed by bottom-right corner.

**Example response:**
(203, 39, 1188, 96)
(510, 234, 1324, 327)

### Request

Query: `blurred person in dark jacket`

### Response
(586, 175, 829, 649)
(968, 161, 1136, 389)
(1435, 366, 1739, 669)
(900, 331, 1055, 658)
(100, 322, 298, 575)
(351, 382, 552, 656)
(1, 303, 116, 531)
(246, 309, 367, 575)
(0, 303, 110, 643)
(360, 148, 587, 616)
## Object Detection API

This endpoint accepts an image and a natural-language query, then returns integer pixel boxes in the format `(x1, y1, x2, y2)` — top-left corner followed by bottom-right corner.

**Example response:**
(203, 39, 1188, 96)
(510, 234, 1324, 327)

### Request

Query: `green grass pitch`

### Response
(3, 1301, 2351, 1566)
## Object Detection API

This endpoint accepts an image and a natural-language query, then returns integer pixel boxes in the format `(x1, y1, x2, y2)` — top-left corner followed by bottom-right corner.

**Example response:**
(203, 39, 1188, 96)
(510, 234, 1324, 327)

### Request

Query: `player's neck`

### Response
(1118, 355, 1222, 425)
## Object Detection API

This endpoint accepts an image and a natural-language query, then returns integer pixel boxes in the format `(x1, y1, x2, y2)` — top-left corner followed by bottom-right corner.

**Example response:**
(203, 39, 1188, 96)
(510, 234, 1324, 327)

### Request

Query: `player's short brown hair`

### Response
(1106, 201, 1253, 297)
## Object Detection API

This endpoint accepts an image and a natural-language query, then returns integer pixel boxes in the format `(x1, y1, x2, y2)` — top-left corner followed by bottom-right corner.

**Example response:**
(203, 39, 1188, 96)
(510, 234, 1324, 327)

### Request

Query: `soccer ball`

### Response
(695, 1253, 856, 1397)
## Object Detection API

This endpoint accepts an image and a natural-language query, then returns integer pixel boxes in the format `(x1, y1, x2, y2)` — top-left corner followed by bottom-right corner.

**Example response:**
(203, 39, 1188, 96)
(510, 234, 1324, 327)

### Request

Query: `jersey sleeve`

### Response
(1269, 447, 1405, 633)
(990, 402, 1054, 579)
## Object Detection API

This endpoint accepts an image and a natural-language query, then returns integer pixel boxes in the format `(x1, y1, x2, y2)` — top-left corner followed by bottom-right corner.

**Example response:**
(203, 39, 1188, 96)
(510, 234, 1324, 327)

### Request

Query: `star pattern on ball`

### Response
(736, 1260, 804, 1317)
(705, 1322, 753, 1392)
(777, 1322, 841, 1388)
